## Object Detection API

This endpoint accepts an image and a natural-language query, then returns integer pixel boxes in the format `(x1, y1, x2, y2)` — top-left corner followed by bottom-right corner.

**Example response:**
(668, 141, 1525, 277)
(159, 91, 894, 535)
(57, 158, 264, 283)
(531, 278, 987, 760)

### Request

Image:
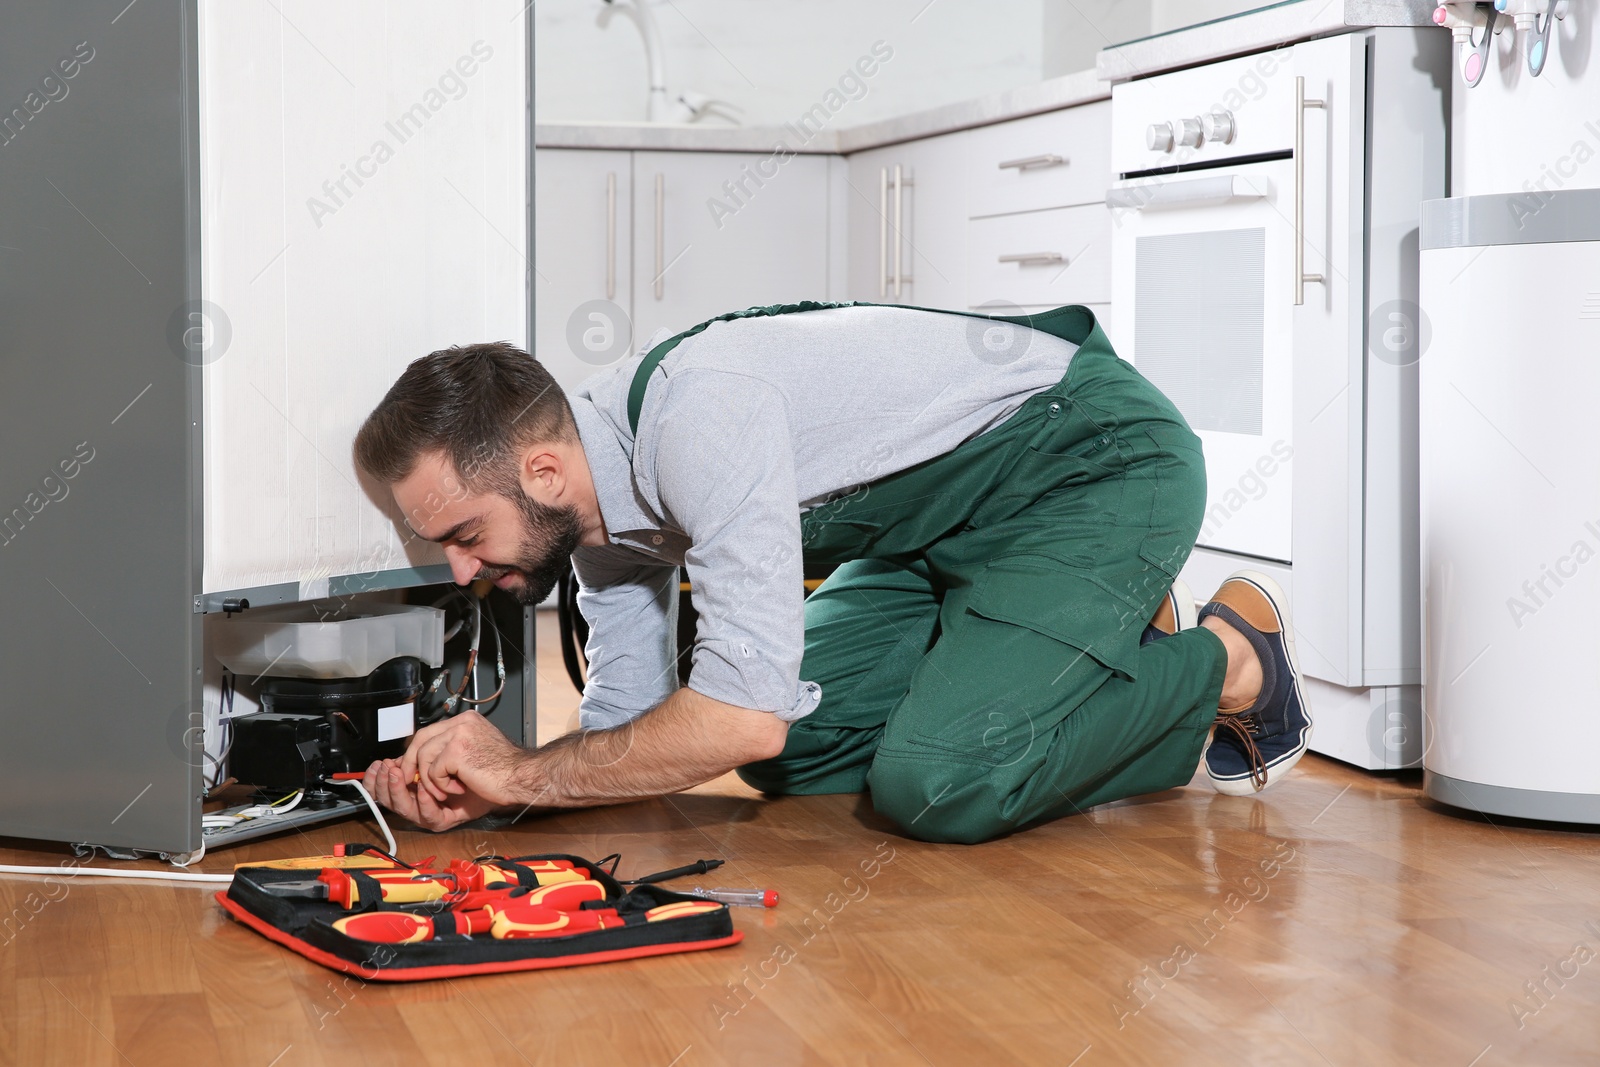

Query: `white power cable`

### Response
(0, 860, 233, 885)
(472, 596, 482, 703)
(325, 777, 398, 857)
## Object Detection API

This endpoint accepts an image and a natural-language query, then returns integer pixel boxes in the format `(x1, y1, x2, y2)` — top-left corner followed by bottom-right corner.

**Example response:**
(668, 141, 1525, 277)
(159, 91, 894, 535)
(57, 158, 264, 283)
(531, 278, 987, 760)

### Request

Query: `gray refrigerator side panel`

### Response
(0, 1, 202, 852)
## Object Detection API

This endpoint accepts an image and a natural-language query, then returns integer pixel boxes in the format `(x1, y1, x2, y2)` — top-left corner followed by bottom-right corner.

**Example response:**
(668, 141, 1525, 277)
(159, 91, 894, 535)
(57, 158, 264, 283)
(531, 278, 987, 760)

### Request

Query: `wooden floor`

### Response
(4, 610, 1600, 1066)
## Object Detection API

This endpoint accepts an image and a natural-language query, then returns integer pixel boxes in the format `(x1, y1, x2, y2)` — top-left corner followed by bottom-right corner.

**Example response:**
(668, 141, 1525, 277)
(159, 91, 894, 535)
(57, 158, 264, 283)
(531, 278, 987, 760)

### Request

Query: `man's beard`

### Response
(474, 492, 585, 606)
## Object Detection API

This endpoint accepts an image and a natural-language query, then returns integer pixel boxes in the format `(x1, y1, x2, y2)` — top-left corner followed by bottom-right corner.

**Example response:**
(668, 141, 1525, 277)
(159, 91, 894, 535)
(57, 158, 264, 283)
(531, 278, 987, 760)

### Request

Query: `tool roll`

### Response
(217, 845, 742, 981)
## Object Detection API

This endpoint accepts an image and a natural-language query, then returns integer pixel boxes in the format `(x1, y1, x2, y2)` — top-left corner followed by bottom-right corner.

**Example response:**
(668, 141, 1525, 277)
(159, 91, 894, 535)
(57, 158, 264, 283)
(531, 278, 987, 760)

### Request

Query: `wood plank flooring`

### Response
(3, 609, 1599, 1065)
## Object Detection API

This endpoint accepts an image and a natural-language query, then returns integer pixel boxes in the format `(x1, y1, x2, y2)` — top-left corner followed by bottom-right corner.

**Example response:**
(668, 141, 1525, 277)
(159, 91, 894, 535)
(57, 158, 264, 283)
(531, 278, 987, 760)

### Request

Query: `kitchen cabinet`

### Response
(533, 148, 633, 392)
(846, 132, 970, 311)
(965, 102, 1112, 218)
(966, 203, 1111, 308)
(629, 150, 832, 345)
(536, 149, 832, 381)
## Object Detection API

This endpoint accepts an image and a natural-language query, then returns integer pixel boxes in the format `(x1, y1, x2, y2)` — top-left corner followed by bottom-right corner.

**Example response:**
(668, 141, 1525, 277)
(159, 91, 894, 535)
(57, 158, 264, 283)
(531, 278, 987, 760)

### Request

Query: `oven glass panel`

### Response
(1132, 227, 1265, 436)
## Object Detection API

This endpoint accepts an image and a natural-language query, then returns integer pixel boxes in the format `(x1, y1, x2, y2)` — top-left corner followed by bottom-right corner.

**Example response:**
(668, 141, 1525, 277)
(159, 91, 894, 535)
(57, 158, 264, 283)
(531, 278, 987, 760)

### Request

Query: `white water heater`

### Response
(1419, 188, 1600, 821)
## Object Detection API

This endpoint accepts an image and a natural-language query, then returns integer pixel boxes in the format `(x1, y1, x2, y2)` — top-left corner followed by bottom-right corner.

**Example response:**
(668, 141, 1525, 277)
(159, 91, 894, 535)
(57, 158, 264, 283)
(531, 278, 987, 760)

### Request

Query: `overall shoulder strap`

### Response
(625, 301, 1102, 436)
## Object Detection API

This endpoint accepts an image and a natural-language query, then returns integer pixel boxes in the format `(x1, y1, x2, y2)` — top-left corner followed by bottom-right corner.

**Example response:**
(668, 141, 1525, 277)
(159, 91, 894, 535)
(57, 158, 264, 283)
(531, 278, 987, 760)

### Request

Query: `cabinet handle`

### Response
(1294, 76, 1325, 307)
(998, 252, 1064, 265)
(892, 164, 904, 299)
(998, 153, 1065, 171)
(605, 171, 616, 301)
(878, 167, 888, 299)
(654, 172, 665, 301)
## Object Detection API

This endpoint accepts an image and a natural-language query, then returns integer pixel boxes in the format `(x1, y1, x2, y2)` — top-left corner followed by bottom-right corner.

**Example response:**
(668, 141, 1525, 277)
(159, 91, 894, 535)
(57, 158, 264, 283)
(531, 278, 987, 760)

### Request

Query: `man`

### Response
(353, 301, 1312, 843)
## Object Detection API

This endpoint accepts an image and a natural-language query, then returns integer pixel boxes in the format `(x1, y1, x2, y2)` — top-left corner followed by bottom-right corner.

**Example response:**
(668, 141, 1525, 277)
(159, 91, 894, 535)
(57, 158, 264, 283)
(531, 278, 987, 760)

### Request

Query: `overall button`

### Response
(651, 534, 665, 545)
(1047, 402, 1062, 418)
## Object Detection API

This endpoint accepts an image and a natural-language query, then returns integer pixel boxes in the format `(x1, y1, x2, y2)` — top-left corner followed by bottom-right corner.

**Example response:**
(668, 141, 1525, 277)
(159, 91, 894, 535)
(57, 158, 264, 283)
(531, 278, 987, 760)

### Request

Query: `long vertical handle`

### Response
(605, 172, 616, 301)
(654, 172, 664, 301)
(892, 164, 904, 300)
(878, 167, 888, 299)
(1294, 75, 1326, 306)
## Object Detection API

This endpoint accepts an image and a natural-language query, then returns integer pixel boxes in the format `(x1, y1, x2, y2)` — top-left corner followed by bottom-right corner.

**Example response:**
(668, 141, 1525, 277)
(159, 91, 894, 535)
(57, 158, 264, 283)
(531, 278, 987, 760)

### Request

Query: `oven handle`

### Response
(1104, 174, 1269, 212)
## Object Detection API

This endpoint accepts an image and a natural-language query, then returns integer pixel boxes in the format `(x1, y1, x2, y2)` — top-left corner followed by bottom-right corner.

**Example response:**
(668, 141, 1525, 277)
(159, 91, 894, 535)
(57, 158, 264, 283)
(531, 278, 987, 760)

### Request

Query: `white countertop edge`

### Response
(534, 68, 1109, 157)
(533, 120, 842, 154)
(1096, 0, 1436, 83)
(832, 67, 1109, 153)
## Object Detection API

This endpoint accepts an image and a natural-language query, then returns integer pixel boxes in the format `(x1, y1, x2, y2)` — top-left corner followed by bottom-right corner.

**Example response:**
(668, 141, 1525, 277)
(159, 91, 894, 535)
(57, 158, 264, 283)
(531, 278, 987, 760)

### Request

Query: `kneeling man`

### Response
(354, 302, 1312, 843)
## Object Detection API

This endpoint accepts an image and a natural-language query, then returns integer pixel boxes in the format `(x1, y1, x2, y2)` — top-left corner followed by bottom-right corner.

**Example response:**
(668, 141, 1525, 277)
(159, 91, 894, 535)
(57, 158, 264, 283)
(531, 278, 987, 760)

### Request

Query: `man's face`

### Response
(393, 452, 584, 605)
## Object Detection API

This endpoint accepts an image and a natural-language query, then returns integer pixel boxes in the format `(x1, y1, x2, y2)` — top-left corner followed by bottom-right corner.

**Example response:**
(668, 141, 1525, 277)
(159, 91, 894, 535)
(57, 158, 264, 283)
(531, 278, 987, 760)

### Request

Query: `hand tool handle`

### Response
(319, 869, 453, 909)
(333, 911, 433, 943)
(332, 907, 496, 943)
(645, 900, 725, 921)
(489, 905, 621, 939)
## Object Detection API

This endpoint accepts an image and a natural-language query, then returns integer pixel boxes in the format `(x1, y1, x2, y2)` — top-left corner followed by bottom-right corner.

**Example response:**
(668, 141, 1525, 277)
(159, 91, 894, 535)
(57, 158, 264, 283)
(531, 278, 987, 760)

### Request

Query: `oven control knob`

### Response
(1202, 109, 1236, 144)
(1177, 117, 1203, 148)
(1146, 122, 1175, 152)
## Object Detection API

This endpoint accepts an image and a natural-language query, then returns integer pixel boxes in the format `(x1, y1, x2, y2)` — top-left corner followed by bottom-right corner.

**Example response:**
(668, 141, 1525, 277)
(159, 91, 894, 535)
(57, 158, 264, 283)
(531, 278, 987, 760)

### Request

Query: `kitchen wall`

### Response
(535, 0, 1044, 126)
(534, 0, 1278, 127)
(1449, 9, 1600, 196)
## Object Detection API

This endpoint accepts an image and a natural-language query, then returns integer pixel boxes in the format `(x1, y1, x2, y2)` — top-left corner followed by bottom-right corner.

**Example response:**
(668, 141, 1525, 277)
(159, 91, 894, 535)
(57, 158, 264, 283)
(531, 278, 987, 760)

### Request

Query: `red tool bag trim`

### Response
(215, 892, 742, 981)
(217, 851, 743, 981)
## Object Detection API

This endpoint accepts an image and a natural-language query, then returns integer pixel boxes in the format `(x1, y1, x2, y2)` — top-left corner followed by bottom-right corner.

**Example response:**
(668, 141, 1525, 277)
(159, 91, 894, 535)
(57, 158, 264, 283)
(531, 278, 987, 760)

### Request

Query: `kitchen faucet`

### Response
(598, 0, 740, 123)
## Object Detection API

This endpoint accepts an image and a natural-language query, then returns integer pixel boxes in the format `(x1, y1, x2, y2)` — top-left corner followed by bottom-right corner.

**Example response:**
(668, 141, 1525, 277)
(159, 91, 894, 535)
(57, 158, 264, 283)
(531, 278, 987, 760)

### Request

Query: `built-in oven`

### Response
(1105, 29, 1449, 770)
(1109, 156, 1297, 563)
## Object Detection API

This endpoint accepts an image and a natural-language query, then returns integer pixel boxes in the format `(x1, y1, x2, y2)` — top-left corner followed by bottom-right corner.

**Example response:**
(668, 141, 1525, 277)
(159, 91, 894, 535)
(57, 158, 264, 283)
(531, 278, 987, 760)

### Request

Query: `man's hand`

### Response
(362, 689, 788, 830)
(362, 711, 531, 832)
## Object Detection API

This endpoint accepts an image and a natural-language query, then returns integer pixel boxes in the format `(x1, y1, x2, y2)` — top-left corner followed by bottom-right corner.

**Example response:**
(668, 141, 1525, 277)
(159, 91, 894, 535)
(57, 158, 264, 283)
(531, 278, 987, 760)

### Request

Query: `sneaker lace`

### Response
(1212, 713, 1267, 791)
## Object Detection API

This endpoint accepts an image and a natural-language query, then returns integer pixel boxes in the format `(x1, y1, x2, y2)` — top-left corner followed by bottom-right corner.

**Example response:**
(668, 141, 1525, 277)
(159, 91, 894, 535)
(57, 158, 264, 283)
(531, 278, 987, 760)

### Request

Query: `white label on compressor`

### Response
(377, 702, 416, 742)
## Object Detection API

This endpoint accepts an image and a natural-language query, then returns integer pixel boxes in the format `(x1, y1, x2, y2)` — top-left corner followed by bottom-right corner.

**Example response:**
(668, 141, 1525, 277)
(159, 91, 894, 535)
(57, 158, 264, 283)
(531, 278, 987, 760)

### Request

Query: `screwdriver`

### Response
(688, 887, 779, 908)
(332, 907, 496, 943)
(446, 858, 587, 891)
(489, 899, 724, 940)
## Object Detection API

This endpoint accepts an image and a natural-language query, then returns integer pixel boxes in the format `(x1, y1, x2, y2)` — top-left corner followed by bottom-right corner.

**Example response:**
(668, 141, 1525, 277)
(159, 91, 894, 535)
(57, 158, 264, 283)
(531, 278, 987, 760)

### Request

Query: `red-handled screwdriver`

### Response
(331, 908, 495, 943)
(486, 899, 721, 939)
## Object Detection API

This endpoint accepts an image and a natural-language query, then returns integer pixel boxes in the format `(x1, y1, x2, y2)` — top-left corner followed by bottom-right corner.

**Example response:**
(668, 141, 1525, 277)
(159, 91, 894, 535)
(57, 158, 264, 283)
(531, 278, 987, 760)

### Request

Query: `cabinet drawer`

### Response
(966, 101, 1111, 217)
(966, 204, 1110, 308)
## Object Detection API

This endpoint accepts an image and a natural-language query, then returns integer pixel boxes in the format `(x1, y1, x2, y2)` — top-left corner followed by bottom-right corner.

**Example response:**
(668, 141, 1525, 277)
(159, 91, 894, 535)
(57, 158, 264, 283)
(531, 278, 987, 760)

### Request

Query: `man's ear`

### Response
(517, 442, 565, 503)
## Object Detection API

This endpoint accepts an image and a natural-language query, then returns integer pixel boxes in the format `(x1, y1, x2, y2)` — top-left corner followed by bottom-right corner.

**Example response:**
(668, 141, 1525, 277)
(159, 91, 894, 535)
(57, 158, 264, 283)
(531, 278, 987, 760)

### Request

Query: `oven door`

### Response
(1108, 157, 1297, 563)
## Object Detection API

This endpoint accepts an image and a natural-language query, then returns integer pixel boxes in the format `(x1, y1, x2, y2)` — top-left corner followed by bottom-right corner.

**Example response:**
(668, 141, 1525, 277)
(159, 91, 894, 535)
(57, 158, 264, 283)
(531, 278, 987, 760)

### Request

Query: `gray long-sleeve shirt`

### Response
(567, 304, 1081, 729)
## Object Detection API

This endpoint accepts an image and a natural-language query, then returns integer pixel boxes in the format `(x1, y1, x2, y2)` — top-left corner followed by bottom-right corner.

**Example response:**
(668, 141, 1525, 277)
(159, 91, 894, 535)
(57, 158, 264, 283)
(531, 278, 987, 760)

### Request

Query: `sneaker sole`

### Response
(1170, 577, 1198, 634)
(1205, 569, 1314, 795)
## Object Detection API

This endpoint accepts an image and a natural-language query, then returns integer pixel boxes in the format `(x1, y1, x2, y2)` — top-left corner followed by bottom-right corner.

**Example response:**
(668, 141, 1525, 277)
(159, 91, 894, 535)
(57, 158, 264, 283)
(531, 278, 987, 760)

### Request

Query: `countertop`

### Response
(535, 0, 1439, 158)
(534, 68, 1107, 156)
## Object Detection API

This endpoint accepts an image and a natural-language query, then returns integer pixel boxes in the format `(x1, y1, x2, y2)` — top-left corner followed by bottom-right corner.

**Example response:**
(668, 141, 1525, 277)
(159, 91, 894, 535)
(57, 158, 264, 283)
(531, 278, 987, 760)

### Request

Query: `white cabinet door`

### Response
(845, 133, 968, 311)
(1290, 34, 1368, 688)
(533, 148, 632, 393)
(630, 151, 830, 344)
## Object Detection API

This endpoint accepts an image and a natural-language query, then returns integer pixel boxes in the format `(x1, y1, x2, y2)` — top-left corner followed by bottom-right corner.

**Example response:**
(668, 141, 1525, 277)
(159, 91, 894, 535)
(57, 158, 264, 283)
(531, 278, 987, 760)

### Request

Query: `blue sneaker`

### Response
(1197, 571, 1313, 795)
(1140, 578, 1196, 646)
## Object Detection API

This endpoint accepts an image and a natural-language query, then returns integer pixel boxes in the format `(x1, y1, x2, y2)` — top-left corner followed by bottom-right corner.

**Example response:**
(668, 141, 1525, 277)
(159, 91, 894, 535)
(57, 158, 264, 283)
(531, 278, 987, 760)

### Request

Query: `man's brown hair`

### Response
(354, 341, 575, 495)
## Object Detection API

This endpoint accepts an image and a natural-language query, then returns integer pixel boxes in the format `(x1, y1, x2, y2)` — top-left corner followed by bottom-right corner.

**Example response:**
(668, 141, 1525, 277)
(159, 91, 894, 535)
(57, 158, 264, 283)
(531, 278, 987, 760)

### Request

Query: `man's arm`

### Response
(364, 687, 787, 831)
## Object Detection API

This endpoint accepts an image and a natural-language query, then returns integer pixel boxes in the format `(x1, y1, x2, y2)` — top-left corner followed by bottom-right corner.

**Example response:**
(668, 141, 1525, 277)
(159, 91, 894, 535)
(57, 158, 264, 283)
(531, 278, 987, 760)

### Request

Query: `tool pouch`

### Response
(216, 847, 742, 981)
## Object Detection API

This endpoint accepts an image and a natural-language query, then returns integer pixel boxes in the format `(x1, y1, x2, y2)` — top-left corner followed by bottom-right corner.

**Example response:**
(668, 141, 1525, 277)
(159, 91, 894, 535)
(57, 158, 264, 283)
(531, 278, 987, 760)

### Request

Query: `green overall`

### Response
(628, 302, 1228, 844)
